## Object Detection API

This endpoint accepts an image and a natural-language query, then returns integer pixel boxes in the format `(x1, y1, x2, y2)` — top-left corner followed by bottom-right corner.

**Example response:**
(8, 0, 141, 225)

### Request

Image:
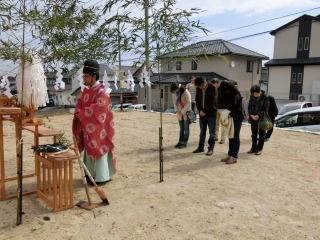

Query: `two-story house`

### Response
(142, 39, 268, 110)
(265, 14, 320, 105)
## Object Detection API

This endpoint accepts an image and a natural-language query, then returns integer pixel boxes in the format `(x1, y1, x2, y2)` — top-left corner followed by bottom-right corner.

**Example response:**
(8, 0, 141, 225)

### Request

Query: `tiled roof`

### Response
(158, 39, 269, 60)
(149, 72, 229, 84)
(265, 57, 320, 66)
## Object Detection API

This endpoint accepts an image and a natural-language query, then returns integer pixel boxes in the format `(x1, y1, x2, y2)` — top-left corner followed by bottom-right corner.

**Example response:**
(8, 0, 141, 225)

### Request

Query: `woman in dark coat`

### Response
(247, 84, 269, 155)
(218, 81, 244, 164)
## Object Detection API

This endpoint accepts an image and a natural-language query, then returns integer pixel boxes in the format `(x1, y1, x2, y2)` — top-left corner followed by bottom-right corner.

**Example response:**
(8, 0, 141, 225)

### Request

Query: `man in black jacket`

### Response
(247, 84, 269, 155)
(193, 76, 217, 156)
(265, 95, 278, 141)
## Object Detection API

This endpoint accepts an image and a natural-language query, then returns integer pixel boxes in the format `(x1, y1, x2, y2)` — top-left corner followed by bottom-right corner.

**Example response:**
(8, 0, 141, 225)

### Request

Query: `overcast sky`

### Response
(174, 0, 320, 60)
(1, 0, 320, 76)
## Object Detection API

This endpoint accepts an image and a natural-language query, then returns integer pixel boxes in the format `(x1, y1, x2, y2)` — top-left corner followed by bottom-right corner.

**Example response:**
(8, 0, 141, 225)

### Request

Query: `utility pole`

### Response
(117, 18, 123, 111)
(145, 0, 151, 111)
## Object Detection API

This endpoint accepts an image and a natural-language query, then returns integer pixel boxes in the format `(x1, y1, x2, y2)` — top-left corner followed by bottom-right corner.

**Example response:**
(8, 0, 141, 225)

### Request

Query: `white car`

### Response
(276, 102, 313, 119)
(274, 106, 320, 132)
(127, 104, 146, 110)
(113, 103, 133, 111)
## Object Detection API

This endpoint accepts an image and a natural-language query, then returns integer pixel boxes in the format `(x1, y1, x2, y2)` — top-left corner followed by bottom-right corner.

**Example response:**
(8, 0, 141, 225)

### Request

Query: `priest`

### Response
(73, 59, 116, 184)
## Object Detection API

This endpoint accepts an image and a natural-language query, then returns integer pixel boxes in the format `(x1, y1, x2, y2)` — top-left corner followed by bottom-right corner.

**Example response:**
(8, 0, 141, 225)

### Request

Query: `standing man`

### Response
(247, 84, 269, 155)
(218, 80, 244, 164)
(193, 76, 217, 156)
(73, 59, 116, 184)
(186, 76, 197, 120)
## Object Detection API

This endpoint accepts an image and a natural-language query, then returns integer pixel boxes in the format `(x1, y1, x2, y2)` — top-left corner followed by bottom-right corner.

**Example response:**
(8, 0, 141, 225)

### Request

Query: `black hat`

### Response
(83, 60, 99, 79)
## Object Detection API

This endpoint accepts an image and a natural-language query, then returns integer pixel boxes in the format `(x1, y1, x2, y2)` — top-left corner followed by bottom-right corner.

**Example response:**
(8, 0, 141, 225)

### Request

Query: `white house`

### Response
(265, 14, 320, 106)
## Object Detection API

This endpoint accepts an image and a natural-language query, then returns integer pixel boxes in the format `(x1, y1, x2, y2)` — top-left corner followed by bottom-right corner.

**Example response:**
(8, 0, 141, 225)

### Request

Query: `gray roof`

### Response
(270, 14, 320, 35)
(98, 64, 115, 76)
(150, 72, 228, 84)
(114, 65, 139, 74)
(265, 57, 320, 66)
(158, 39, 269, 60)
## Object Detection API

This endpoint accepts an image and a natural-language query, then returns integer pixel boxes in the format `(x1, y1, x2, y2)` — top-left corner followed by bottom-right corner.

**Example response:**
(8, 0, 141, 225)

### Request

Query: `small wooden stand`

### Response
(35, 150, 78, 212)
(0, 107, 31, 200)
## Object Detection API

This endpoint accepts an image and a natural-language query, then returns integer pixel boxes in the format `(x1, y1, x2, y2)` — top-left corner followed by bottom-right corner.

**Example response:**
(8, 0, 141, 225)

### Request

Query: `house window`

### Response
(297, 73, 303, 84)
(298, 37, 303, 51)
(151, 85, 156, 89)
(291, 73, 296, 84)
(246, 61, 253, 72)
(304, 37, 309, 50)
(161, 89, 163, 98)
(168, 62, 173, 71)
(191, 60, 197, 70)
(176, 61, 182, 71)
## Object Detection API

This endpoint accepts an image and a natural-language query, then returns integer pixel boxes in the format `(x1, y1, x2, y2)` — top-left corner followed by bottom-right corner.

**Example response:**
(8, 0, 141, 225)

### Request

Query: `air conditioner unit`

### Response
(298, 94, 310, 102)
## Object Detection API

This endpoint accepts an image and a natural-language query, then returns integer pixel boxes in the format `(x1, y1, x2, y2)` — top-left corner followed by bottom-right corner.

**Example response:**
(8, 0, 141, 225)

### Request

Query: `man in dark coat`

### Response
(193, 76, 217, 156)
(247, 84, 269, 155)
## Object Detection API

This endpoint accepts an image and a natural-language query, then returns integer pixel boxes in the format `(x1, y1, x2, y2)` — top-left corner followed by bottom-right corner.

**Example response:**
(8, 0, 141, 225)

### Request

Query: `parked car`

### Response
(164, 107, 176, 114)
(127, 104, 146, 110)
(113, 103, 133, 111)
(277, 102, 313, 119)
(38, 98, 55, 109)
(274, 106, 320, 132)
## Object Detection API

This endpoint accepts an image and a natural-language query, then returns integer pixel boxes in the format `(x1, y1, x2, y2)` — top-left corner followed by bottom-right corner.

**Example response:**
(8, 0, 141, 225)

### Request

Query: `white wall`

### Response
(52, 90, 75, 106)
(273, 24, 299, 59)
(310, 21, 320, 57)
(268, 66, 291, 99)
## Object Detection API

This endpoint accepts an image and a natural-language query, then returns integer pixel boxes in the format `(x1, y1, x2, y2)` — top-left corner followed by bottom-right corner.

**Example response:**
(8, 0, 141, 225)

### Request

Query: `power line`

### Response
(194, 6, 320, 40)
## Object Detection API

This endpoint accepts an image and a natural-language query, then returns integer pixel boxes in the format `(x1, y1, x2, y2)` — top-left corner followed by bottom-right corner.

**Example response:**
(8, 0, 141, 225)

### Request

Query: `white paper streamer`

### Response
(0, 75, 13, 98)
(16, 55, 48, 108)
(126, 70, 135, 92)
(114, 74, 118, 90)
(102, 70, 112, 95)
(77, 66, 87, 92)
(54, 62, 65, 90)
(139, 65, 150, 88)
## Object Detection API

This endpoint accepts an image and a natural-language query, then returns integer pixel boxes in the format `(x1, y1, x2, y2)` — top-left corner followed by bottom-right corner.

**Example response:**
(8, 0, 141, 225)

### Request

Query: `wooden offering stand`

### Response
(0, 96, 65, 203)
(0, 107, 23, 200)
(35, 149, 78, 212)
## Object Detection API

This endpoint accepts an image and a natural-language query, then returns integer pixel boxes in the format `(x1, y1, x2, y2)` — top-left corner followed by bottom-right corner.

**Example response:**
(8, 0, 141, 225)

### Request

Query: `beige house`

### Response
(265, 14, 320, 105)
(138, 39, 268, 110)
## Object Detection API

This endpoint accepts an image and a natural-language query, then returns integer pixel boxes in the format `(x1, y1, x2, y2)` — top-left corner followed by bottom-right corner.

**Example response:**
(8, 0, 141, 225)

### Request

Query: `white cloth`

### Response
(220, 109, 234, 139)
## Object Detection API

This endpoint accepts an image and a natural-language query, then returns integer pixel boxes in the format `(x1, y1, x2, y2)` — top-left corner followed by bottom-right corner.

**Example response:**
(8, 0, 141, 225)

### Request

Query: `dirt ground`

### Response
(0, 109, 320, 240)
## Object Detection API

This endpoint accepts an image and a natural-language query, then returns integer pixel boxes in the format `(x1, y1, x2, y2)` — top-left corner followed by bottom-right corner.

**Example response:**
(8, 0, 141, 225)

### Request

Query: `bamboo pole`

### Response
(16, 0, 26, 226)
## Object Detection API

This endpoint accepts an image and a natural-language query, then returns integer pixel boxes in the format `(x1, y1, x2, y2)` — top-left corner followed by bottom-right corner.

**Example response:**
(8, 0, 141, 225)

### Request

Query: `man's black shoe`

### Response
(178, 144, 186, 149)
(206, 149, 213, 156)
(193, 147, 204, 153)
(255, 150, 262, 155)
(247, 149, 256, 154)
(174, 143, 183, 148)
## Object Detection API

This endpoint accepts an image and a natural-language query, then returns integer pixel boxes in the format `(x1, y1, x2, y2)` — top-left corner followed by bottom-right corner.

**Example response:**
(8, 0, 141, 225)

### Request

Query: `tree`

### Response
(0, 0, 104, 71)
(97, 0, 209, 111)
(97, 0, 209, 66)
